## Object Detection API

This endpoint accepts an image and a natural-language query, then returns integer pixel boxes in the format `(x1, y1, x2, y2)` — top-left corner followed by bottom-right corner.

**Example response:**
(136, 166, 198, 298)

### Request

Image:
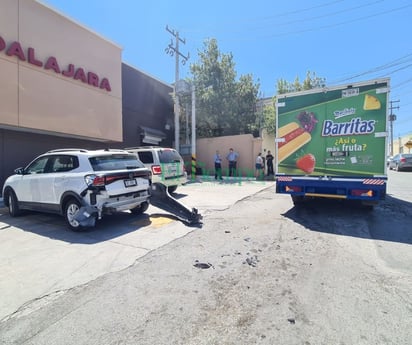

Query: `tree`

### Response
(277, 70, 326, 94)
(189, 39, 260, 137)
(262, 98, 276, 134)
(262, 71, 326, 134)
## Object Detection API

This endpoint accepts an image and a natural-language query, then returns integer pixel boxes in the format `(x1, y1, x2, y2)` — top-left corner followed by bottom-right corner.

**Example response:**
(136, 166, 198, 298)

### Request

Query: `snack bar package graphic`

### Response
(278, 122, 311, 162)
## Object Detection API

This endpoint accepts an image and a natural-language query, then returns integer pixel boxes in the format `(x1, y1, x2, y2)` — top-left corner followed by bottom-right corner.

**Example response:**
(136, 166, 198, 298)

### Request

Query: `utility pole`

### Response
(165, 25, 189, 153)
(389, 100, 400, 156)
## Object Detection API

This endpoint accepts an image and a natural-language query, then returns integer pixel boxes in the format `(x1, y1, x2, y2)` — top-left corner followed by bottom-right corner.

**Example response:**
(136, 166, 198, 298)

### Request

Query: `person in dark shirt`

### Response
(226, 148, 239, 177)
(266, 150, 274, 176)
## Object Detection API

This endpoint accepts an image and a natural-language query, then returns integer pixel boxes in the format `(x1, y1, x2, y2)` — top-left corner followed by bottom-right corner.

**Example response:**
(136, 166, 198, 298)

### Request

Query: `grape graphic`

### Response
(297, 111, 318, 133)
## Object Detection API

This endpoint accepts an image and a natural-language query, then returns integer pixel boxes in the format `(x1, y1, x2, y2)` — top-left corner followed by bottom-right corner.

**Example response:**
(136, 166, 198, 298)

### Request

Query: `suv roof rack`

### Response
(100, 148, 128, 152)
(47, 148, 89, 153)
(125, 146, 163, 150)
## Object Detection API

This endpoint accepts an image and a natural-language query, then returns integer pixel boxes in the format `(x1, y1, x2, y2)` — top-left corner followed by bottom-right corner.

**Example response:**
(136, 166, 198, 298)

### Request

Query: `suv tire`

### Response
(130, 201, 149, 215)
(7, 190, 21, 217)
(64, 198, 85, 231)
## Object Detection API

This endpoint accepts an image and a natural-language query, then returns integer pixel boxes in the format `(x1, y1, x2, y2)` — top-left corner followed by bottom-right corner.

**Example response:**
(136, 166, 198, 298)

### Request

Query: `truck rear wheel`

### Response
(291, 195, 306, 206)
(360, 200, 376, 211)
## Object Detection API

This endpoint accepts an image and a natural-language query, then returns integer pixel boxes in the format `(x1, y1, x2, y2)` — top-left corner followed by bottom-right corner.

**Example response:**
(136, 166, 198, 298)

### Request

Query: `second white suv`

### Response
(126, 147, 187, 193)
(2, 149, 151, 231)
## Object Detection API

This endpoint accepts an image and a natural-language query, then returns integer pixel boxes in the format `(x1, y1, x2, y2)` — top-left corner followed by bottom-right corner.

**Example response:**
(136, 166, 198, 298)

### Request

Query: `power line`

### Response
(182, 0, 346, 33)
(260, 4, 412, 40)
(235, 0, 385, 33)
(328, 53, 412, 84)
(185, 3, 412, 43)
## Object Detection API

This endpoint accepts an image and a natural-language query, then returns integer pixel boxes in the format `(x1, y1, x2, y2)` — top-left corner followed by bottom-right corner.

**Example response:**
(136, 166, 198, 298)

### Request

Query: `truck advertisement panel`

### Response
(276, 79, 389, 177)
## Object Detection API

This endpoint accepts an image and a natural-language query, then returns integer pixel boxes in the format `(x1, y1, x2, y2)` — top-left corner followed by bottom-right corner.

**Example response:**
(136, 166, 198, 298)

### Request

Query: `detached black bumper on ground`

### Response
(149, 183, 202, 226)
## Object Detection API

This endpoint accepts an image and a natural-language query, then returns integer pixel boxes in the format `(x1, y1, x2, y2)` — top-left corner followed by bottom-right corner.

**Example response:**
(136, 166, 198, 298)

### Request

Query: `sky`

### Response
(40, 0, 412, 139)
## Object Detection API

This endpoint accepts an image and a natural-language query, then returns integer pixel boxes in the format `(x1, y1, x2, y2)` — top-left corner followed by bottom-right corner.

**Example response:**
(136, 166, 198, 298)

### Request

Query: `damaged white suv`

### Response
(2, 149, 151, 231)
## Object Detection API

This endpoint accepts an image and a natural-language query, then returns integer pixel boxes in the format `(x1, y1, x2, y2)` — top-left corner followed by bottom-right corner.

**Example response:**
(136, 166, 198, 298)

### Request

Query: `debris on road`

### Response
(193, 260, 214, 269)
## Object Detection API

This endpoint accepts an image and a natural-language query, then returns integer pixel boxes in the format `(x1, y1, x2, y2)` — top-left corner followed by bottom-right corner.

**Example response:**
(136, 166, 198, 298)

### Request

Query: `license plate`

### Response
(124, 179, 137, 187)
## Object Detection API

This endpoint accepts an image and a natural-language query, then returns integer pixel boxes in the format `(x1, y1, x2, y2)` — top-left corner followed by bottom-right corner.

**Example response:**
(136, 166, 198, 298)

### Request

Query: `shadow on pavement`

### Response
(0, 207, 160, 244)
(282, 195, 412, 245)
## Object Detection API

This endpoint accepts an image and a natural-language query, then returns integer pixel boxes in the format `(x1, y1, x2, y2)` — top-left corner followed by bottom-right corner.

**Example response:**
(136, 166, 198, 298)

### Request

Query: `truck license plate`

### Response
(124, 179, 137, 187)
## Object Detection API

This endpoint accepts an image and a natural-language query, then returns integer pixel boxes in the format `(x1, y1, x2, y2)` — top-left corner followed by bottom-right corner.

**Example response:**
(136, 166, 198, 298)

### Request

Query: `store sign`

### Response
(0, 35, 111, 92)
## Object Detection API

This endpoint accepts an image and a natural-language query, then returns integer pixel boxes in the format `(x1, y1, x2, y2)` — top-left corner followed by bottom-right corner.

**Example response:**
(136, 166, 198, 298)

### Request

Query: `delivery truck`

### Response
(275, 78, 390, 208)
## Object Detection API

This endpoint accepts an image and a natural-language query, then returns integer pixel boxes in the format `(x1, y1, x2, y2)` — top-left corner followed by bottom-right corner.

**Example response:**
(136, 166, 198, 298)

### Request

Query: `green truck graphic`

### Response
(277, 79, 389, 176)
(275, 79, 389, 207)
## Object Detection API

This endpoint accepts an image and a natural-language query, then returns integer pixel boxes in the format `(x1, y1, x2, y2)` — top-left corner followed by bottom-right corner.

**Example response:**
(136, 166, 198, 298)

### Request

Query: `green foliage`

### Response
(264, 71, 326, 135)
(277, 71, 326, 94)
(188, 39, 260, 137)
(262, 98, 276, 134)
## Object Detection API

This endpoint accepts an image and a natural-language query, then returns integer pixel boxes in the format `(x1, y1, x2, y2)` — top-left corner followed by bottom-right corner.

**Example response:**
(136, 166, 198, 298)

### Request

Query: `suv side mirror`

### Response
(14, 167, 25, 175)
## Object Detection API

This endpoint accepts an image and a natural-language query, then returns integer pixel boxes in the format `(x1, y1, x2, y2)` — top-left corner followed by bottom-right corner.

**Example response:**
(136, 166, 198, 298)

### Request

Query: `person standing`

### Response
(226, 148, 239, 177)
(266, 150, 274, 176)
(213, 150, 223, 180)
(255, 153, 264, 179)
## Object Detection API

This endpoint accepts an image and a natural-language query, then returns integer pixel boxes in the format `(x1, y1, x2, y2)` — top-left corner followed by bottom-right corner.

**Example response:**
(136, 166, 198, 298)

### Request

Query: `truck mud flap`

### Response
(149, 183, 202, 226)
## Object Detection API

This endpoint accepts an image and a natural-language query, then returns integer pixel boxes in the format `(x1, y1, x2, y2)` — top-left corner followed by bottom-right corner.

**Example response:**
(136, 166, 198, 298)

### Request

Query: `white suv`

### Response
(2, 149, 151, 231)
(126, 147, 187, 193)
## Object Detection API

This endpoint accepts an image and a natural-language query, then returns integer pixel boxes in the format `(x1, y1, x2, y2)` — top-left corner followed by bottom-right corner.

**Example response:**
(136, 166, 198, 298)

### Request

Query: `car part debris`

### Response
(193, 260, 214, 269)
(244, 255, 259, 267)
(149, 183, 202, 225)
(73, 206, 97, 227)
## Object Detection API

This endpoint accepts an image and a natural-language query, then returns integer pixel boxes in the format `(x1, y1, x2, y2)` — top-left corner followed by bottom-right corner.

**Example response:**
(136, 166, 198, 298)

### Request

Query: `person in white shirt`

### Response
(213, 150, 223, 180)
(255, 153, 263, 179)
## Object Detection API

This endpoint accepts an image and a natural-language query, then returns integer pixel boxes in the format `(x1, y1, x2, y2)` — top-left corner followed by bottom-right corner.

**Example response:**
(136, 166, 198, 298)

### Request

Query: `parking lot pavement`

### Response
(0, 179, 274, 321)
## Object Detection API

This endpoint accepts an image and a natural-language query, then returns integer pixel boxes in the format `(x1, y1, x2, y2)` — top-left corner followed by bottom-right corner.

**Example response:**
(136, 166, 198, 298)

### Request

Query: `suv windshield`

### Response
(89, 154, 145, 171)
(158, 149, 182, 164)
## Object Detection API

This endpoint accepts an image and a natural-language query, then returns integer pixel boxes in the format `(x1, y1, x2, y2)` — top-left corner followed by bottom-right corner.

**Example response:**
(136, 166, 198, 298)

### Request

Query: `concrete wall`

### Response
(194, 134, 263, 178)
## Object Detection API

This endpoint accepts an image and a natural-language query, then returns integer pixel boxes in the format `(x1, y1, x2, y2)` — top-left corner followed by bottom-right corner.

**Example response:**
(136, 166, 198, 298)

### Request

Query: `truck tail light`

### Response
(286, 186, 302, 193)
(351, 189, 373, 197)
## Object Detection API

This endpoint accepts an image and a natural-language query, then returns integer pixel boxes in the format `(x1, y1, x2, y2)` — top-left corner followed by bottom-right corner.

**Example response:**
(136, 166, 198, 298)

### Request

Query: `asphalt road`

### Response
(0, 177, 272, 321)
(1, 172, 411, 345)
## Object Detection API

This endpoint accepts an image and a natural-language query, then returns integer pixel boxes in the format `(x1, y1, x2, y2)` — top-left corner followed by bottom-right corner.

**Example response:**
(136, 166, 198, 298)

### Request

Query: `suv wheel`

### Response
(64, 198, 84, 231)
(7, 190, 21, 217)
(130, 201, 149, 215)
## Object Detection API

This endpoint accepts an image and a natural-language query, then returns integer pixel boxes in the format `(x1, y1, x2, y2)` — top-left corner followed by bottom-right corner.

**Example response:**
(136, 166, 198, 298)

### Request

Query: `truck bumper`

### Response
(276, 176, 387, 202)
